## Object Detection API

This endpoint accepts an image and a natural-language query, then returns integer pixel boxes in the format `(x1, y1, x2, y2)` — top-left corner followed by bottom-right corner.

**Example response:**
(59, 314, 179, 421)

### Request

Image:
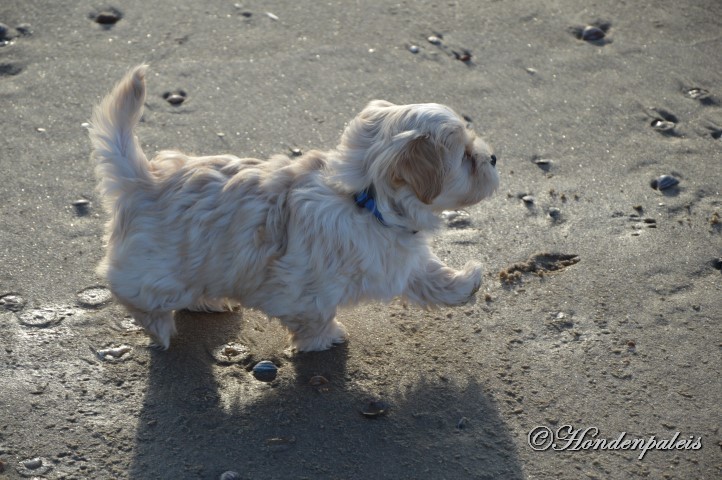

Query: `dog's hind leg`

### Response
(185, 297, 240, 313)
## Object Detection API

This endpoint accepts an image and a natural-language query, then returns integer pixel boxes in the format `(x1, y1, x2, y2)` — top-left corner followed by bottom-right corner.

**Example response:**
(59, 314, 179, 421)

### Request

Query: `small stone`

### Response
(532, 158, 552, 166)
(16, 23, 32, 36)
(36, 127, 46, 133)
(0, 294, 25, 312)
(427, 35, 441, 45)
(252, 360, 278, 382)
(72, 198, 91, 215)
(163, 91, 187, 105)
(548, 207, 561, 220)
(77, 286, 112, 308)
(457, 417, 468, 429)
(522, 195, 535, 204)
(581, 25, 605, 41)
(93, 9, 122, 25)
(650, 175, 679, 191)
(408, 44, 419, 54)
(289, 147, 302, 156)
(220, 471, 242, 480)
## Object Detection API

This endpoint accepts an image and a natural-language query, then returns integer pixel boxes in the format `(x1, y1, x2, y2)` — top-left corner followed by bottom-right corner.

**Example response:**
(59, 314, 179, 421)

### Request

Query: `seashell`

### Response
(17, 457, 52, 476)
(685, 88, 710, 100)
(77, 286, 112, 307)
(289, 147, 302, 156)
(522, 195, 535, 204)
(265, 12, 279, 21)
(532, 158, 552, 166)
(308, 375, 329, 386)
(213, 342, 251, 365)
(427, 35, 441, 45)
(408, 45, 419, 54)
(219, 471, 242, 480)
(650, 175, 679, 190)
(581, 25, 605, 41)
(361, 400, 390, 418)
(252, 360, 278, 382)
(96, 345, 132, 361)
(650, 119, 675, 132)
(18, 307, 59, 327)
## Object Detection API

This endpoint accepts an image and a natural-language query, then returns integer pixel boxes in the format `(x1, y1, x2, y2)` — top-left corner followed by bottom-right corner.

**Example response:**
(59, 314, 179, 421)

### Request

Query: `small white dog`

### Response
(89, 65, 499, 351)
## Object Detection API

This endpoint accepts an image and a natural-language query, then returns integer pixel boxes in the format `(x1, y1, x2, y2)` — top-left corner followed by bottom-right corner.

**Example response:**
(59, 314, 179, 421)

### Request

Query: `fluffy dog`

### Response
(88, 65, 499, 351)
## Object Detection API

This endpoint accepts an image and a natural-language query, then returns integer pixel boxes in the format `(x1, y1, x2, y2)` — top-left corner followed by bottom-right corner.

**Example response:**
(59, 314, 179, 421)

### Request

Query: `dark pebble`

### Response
(252, 360, 278, 382)
(94, 9, 122, 25)
(16, 23, 32, 36)
(163, 90, 187, 106)
(650, 175, 679, 190)
(581, 25, 605, 41)
(711, 258, 722, 271)
(0, 22, 9, 39)
(72, 198, 91, 215)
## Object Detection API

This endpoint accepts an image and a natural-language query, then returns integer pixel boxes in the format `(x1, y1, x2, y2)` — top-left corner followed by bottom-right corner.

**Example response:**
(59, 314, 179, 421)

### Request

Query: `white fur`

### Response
(88, 65, 499, 351)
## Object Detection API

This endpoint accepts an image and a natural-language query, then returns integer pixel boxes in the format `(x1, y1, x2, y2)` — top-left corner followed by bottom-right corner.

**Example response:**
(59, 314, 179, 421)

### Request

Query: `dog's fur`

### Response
(88, 65, 499, 351)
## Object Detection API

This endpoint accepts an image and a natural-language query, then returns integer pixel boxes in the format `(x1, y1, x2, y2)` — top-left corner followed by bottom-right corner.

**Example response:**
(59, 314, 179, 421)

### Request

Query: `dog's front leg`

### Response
(403, 255, 482, 307)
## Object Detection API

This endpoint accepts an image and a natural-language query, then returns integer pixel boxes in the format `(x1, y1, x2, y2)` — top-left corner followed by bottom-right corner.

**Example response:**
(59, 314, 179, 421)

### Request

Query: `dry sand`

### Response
(1, 0, 720, 479)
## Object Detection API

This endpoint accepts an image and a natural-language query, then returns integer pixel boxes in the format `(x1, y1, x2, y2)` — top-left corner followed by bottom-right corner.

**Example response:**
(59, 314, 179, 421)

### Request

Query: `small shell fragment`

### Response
(265, 12, 279, 21)
(96, 345, 132, 361)
(408, 45, 420, 54)
(685, 88, 710, 100)
(522, 195, 535, 204)
(361, 400, 390, 418)
(252, 360, 278, 382)
(17, 457, 52, 476)
(427, 35, 441, 45)
(650, 175, 679, 191)
(219, 471, 242, 480)
(650, 119, 675, 132)
(213, 342, 251, 365)
(308, 375, 329, 386)
(0, 294, 25, 312)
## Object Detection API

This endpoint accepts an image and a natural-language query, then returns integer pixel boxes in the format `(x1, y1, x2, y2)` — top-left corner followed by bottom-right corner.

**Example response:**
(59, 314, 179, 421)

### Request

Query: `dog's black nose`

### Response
(490, 154, 497, 167)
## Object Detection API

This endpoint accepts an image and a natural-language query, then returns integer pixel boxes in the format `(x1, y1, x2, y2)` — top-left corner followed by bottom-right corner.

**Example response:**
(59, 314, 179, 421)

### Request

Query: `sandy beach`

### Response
(1, 0, 720, 478)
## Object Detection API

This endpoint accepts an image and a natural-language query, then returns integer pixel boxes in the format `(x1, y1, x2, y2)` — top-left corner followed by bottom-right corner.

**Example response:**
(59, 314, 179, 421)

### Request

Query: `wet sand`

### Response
(0, 0, 720, 478)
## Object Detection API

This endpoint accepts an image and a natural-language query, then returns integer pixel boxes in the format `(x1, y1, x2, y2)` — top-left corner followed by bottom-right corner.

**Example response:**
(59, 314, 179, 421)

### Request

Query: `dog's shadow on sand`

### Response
(129, 311, 524, 479)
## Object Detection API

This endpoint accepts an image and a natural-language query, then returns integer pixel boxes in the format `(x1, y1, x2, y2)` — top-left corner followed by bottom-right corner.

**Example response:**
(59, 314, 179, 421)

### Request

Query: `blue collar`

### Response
(354, 189, 388, 226)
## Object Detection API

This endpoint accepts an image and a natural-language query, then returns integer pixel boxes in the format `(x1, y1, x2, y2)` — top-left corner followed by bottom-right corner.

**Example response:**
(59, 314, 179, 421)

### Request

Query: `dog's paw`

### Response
(448, 261, 483, 306)
(291, 320, 348, 352)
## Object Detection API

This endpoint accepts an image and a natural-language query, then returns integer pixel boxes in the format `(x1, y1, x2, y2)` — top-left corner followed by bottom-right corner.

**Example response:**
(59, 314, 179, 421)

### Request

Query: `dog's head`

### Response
(332, 100, 499, 227)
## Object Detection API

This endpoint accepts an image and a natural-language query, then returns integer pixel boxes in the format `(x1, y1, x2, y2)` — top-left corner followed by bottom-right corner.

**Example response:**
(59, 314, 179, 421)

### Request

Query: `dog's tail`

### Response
(88, 65, 153, 204)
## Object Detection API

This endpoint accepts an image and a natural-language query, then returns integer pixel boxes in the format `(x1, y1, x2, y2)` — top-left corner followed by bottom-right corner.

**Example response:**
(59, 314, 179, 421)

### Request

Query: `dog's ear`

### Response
(391, 133, 445, 204)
